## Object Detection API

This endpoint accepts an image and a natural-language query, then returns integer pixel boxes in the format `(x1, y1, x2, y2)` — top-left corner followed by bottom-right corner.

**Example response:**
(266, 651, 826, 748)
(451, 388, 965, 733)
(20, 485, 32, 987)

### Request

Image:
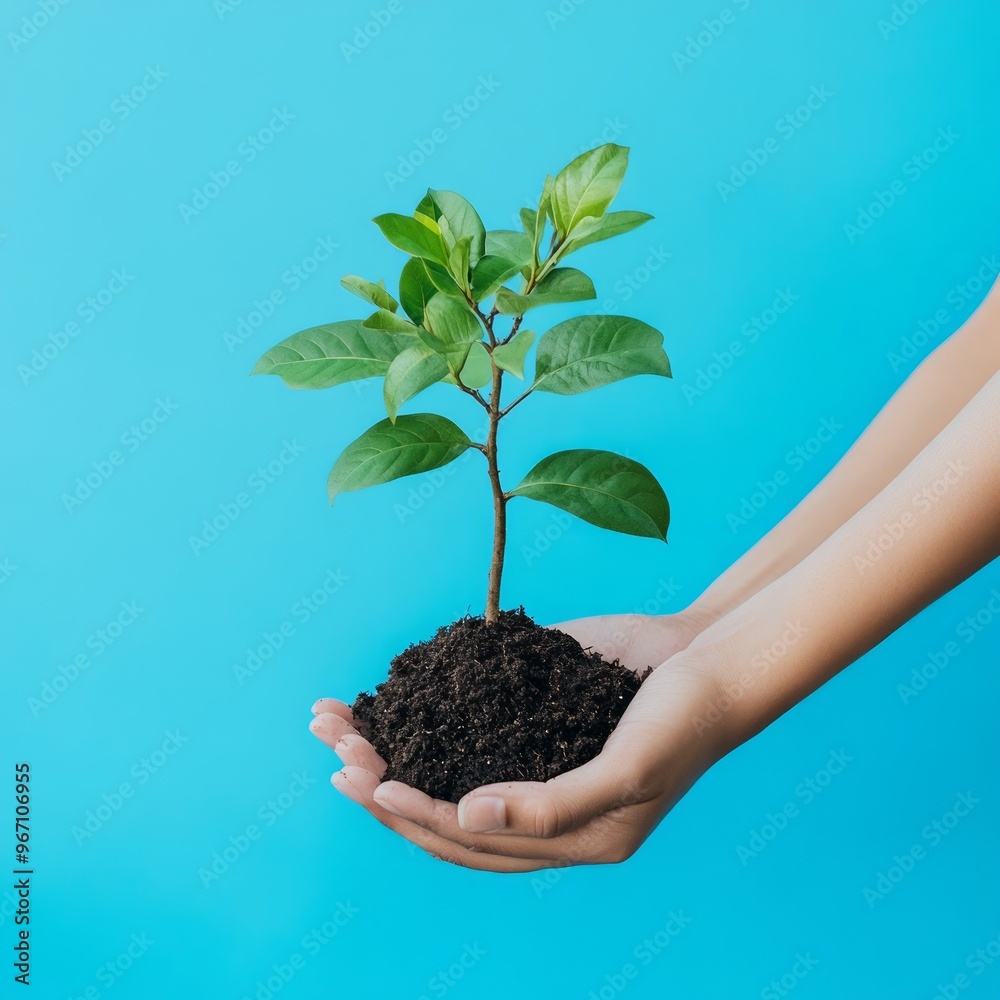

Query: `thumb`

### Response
(457, 756, 628, 838)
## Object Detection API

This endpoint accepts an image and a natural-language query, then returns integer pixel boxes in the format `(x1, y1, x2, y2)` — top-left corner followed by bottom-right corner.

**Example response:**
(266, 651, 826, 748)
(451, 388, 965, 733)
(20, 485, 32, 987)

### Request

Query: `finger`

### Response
(370, 761, 628, 861)
(309, 711, 360, 751)
(311, 697, 354, 721)
(460, 756, 632, 840)
(330, 767, 548, 873)
(333, 733, 387, 778)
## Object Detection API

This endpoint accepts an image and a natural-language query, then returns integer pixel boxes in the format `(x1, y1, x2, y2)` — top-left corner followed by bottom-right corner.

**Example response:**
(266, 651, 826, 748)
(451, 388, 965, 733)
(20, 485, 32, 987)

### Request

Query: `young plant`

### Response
(253, 143, 671, 623)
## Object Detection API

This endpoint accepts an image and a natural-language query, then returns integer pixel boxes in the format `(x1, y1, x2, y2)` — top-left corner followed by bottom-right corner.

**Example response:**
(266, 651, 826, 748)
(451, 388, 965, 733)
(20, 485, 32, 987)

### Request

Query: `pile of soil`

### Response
(351, 608, 645, 803)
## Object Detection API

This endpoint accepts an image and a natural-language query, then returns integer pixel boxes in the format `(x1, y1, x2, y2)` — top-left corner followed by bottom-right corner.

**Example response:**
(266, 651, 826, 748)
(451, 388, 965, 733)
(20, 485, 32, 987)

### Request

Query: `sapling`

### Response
(254, 143, 672, 627)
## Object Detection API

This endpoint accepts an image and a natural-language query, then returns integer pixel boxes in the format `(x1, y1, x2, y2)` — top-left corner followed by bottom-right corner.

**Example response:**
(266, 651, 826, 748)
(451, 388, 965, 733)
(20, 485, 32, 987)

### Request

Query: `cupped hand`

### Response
(553, 609, 709, 672)
(309, 612, 725, 872)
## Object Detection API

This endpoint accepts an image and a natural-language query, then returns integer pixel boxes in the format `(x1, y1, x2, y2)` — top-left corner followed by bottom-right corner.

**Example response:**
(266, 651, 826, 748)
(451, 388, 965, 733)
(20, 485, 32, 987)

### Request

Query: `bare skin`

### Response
(311, 278, 1000, 871)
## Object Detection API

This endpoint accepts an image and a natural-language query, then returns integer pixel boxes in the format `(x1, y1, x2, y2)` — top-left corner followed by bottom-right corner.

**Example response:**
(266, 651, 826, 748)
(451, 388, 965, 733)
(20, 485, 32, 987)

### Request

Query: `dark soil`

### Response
(351, 608, 645, 803)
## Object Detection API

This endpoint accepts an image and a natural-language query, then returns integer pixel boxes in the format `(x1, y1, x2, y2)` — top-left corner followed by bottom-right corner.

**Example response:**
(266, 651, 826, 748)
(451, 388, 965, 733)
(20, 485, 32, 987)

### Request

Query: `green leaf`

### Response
(521, 177, 553, 267)
(340, 275, 399, 313)
(533, 314, 670, 394)
(251, 321, 409, 390)
(485, 230, 532, 264)
(423, 258, 465, 298)
(494, 267, 596, 315)
(449, 234, 472, 291)
(492, 329, 535, 380)
(551, 144, 629, 237)
(511, 449, 669, 540)
(443, 341, 492, 388)
(398, 258, 438, 325)
(328, 414, 473, 501)
(519, 206, 537, 238)
(428, 190, 486, 264)
(383, 344, 451, 422)
(361, 308, 418, 334)
(562, 211, 654, 254)
(423, 293, 482, 351)
(372, 213, 449, 265)
(415, 192, 435, 217)
(470, 254, 527, 301)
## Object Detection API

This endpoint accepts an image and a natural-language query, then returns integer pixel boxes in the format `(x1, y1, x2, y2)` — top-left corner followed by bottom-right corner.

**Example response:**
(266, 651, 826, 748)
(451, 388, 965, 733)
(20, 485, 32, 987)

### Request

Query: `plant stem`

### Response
(484, 353, 506, 624)
(478, 239, 553, 621)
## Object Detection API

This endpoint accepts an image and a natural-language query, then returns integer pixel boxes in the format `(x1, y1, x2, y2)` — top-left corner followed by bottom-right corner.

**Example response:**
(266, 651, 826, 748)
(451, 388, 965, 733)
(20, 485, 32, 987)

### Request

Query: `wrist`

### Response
(663, 629, 767, 761)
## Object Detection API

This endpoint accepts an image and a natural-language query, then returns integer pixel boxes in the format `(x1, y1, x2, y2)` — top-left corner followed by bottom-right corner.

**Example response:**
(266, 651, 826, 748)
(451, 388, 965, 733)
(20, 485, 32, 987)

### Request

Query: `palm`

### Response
(553, 612, 703, 673)
(307, 612, 716, 871)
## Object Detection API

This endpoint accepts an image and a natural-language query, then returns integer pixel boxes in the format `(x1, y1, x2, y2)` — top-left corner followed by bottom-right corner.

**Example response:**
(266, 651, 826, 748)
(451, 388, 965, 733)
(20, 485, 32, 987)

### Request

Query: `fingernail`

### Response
(311, 699, 326, 714)
(458, 795, 507, 833)
(372, 784, 405, 818)
(331, 771, 363, 804)
(335, 738, 351, 754)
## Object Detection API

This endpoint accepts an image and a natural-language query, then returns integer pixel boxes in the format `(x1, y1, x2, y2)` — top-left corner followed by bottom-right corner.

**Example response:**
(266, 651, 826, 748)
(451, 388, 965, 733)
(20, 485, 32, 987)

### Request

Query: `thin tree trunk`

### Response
(484, 363, 506, 623)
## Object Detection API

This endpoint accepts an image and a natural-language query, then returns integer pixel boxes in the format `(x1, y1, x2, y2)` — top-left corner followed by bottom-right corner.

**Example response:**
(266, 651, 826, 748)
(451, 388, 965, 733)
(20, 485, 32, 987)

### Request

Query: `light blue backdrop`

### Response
(3, 1, 999, 997)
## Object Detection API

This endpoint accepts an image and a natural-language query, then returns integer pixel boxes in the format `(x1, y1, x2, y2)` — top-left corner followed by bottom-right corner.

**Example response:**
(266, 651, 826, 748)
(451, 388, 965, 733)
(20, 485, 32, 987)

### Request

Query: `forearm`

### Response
(683, 372, 1000, 751)
(686, 280, 1000, 627)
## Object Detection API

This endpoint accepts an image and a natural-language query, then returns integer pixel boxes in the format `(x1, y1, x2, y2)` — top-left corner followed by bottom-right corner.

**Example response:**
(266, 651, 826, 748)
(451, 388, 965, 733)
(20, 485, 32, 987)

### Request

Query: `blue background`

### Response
(3, 1, 999, 997)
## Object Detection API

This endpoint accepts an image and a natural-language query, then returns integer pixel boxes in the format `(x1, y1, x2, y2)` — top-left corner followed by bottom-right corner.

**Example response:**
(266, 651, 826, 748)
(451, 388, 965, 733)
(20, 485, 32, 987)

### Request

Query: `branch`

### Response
(499, 315, 523, 346)
(500, 386, 533, 418)
(472, 301, 497, 347)
(453, 375, 489, 410)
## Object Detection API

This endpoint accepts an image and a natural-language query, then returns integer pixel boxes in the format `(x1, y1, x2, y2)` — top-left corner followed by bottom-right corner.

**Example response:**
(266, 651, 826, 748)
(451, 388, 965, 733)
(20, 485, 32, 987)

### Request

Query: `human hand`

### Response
(309, 624, 728, 872)
(552, 609, 709, 673)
